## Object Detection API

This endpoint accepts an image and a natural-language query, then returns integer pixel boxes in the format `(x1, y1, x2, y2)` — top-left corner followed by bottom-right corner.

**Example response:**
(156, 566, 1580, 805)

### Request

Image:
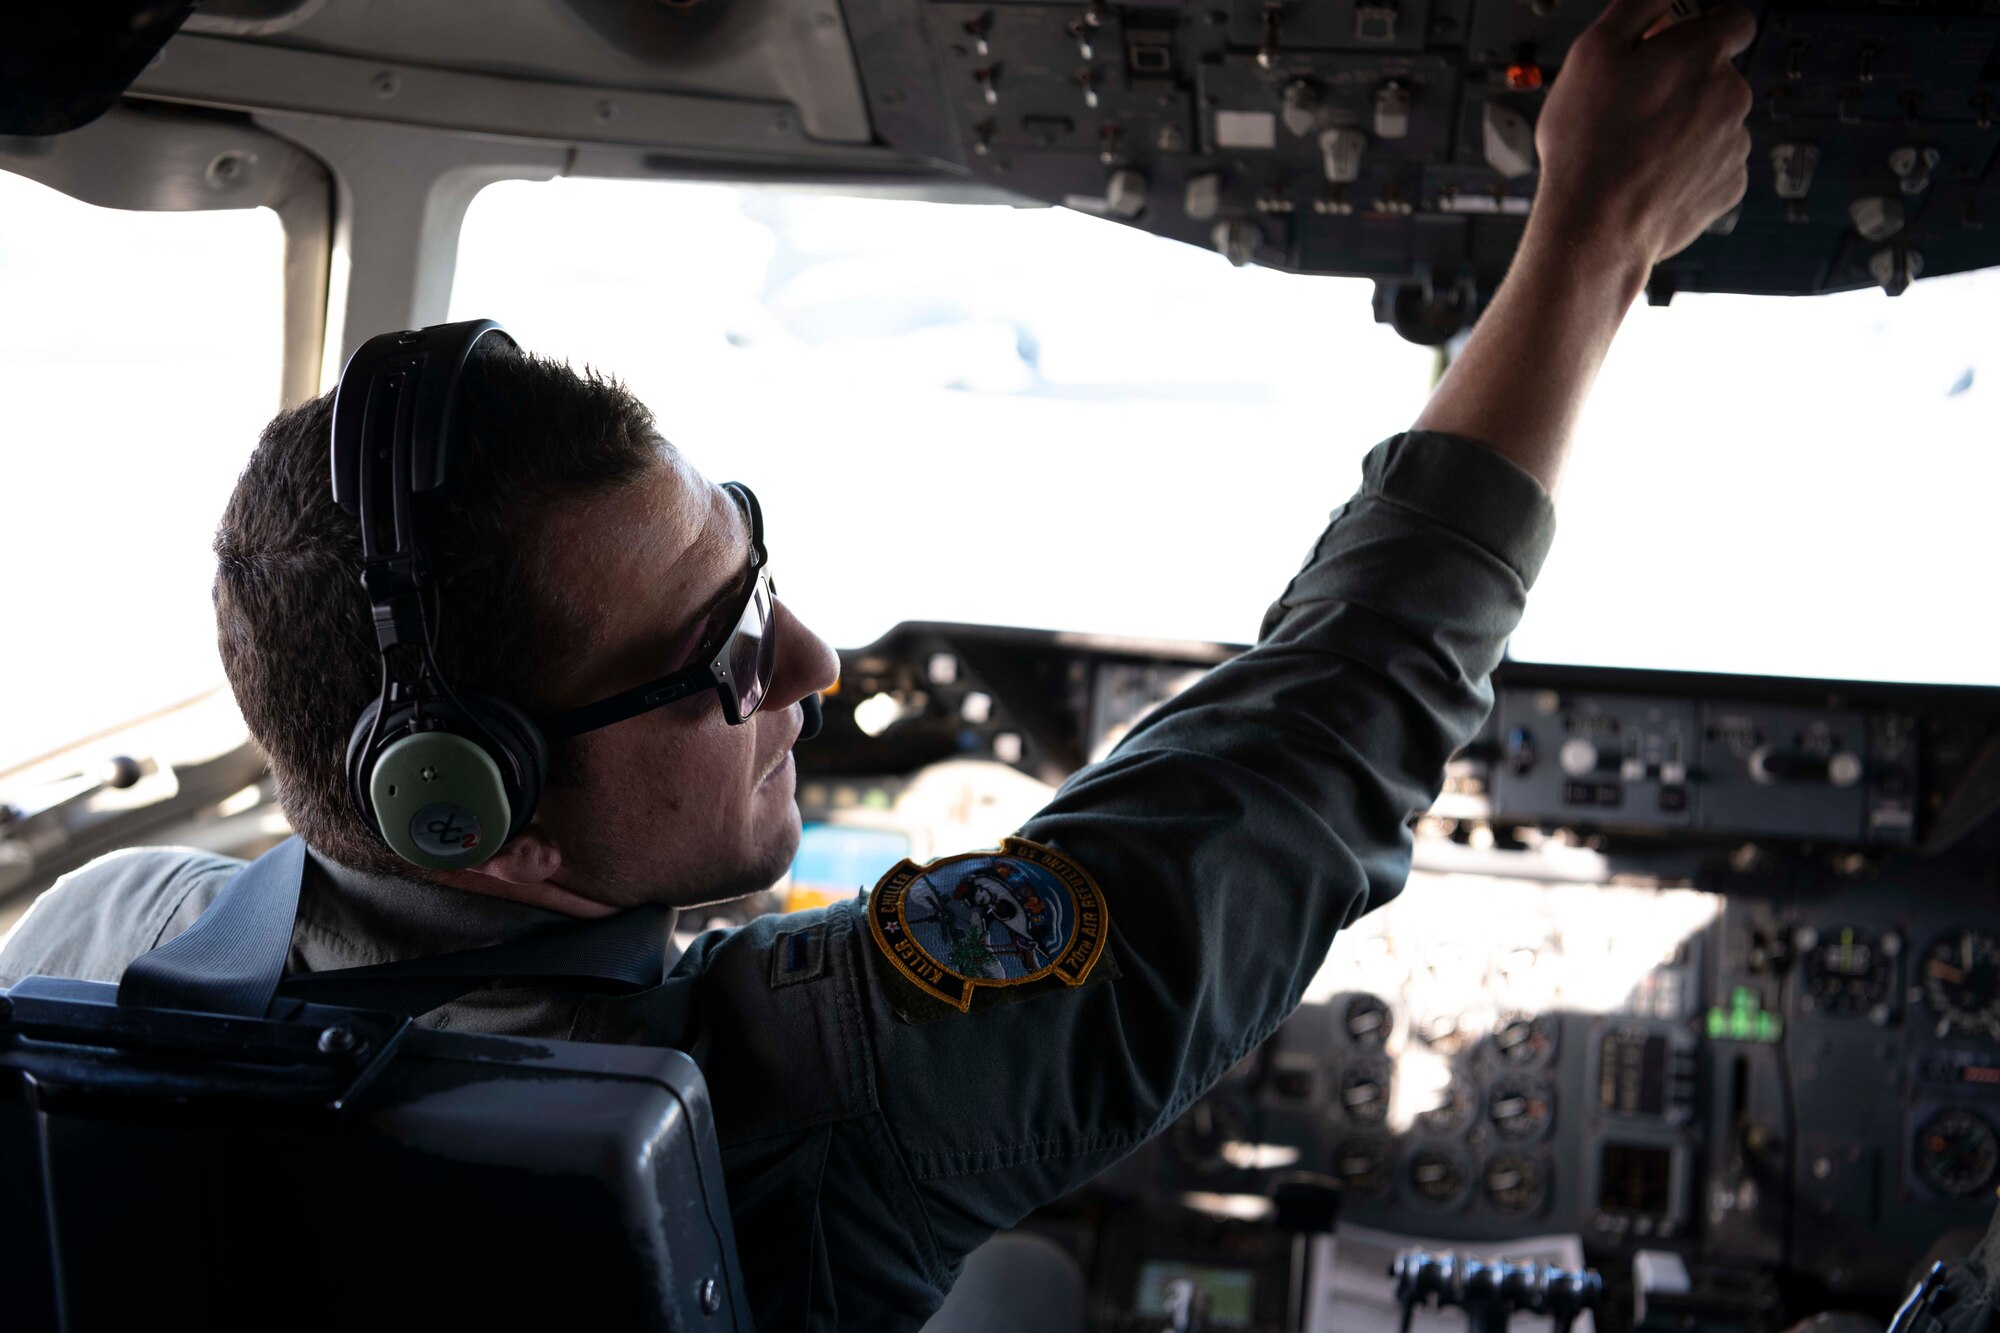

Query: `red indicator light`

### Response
(1506, 63, 1545, 92)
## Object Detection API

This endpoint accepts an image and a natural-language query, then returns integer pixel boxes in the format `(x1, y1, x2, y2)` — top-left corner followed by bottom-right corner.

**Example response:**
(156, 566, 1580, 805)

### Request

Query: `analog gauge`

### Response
(1493, 1013, 1558, 1067)
(1487, 1076, 1556, 1143)
(1416, 1083, 1476, 1137)
(1799, 926, 1894, 1018)
(1168, 1098, 1249, 1174)
(1338, 1062, 1392, 1126)
(1483, 1152, 1549, 1215)
(1408, 1146, 1471, 1208)
(1342, 994, 1393, 1049)
(1414, 1010, 1470, 1056)
(1915, 1108, 2000, 1199)
(1921, 930, 2000, 1037)
(1329, 1138, 1394, 1199)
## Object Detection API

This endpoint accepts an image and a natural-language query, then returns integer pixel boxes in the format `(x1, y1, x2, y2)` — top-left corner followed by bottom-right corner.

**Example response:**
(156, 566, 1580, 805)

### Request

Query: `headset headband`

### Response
(330, 320, 517, 656)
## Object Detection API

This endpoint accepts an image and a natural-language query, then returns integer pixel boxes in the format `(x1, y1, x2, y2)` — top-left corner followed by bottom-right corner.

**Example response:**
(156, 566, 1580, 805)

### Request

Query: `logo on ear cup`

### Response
(411, 802, 482, 857)
(367, 731, 511, 869)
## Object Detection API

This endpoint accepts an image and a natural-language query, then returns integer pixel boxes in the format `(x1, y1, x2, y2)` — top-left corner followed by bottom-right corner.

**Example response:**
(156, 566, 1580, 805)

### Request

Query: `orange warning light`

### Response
(1505, 63, 1545, 92)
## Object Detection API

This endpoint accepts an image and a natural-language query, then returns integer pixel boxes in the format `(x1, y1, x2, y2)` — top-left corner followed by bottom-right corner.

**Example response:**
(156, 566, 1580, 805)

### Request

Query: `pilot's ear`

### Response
(461, 824, 563, 886)
(433, 822, 615, 919)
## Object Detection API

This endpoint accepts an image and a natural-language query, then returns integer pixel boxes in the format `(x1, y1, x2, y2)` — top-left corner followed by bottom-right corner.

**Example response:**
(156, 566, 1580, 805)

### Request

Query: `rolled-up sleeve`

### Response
(836, 430, 1556, 1289)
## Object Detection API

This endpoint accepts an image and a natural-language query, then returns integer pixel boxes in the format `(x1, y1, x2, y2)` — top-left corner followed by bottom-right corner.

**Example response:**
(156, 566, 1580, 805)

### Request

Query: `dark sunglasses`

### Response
(540, 482, 777, 740)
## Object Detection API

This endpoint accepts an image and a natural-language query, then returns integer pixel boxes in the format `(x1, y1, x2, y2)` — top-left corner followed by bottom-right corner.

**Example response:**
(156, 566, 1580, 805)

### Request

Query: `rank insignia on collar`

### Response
(867, 837, 1111, 1017)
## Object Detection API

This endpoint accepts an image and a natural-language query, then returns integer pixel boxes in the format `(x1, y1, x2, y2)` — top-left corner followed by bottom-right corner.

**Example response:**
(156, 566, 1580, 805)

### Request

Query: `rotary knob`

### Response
(1559, 738, 1605, 778)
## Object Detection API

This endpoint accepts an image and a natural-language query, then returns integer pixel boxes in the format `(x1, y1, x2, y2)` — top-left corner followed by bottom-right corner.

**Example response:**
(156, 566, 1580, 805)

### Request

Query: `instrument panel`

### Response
(1113, 875, 1714, 1246)
(1120, 874, 2000, 1303)
(837, 0, 2000, 340)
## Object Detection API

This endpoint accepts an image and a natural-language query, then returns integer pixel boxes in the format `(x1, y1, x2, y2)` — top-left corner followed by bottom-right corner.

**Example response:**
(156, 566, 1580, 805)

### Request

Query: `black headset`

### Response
(330, 318, 822, 872)
(330, 319, 548, 871)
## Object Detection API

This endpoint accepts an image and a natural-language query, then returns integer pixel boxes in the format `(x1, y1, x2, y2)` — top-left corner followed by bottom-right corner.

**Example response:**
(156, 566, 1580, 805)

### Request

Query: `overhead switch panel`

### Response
(840, 0, 2000, 342)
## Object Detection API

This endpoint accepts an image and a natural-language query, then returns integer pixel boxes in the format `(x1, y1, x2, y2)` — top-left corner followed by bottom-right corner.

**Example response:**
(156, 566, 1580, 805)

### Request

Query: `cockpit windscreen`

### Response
(451, 177, 2000, 686)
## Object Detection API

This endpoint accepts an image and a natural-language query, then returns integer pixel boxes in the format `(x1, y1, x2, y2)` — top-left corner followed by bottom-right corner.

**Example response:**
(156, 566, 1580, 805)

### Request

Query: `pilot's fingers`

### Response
(1586, 0, 1687, 46)
(1648, 3, 1758, 63)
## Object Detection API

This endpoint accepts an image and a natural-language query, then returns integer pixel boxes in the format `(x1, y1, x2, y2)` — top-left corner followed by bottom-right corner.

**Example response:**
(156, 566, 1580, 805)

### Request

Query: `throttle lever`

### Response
(1391, 1248, 1603, 1333)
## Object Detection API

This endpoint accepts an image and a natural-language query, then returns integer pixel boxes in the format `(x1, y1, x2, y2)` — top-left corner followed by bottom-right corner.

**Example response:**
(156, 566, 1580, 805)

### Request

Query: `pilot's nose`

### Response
(766, 599, 840, 720)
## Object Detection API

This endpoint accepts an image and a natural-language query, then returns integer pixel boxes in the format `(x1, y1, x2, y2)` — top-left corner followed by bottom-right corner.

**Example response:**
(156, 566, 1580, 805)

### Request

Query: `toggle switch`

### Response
(1374, 81, 1412, 139)
(1212, 218, 1258, 266)
(1890, 145, 1939, 195)
(1257, 2, 1283, 69)
(1104, 168, 1147, 218)
(962, 11, 991, 56)
(1097, 122, 1122, 164)
(1482, 102, 1537, 178)
(1184, 172, 1222, 220)
(975, 64, 999, 105)
(1281, 80, 1320, 137)
(1850, 195, 1905, 242)
(1075, 66, 1099, 109)
(1067, 17, 1093, 60)
(1870, 245, 1922, 297)
(1320, 126, 1367, 184)
(1771, 142, 1817, 199)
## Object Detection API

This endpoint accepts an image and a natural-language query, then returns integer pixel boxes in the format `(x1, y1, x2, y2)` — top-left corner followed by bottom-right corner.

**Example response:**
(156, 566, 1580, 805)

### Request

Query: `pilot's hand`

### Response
(1533, 0, 1756, 269)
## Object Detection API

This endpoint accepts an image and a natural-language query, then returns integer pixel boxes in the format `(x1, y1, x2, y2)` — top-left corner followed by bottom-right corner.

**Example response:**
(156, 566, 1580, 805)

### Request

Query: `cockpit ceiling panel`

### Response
(836, 0, 2000, 333)
(174, 0, 877, 144)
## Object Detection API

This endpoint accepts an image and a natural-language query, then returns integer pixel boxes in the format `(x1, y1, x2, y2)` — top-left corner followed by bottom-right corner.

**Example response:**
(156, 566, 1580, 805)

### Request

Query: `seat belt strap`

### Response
(117, 836, 308, 1016)
(275, 903, 671, 1014)
(118, 836, 671, 1019)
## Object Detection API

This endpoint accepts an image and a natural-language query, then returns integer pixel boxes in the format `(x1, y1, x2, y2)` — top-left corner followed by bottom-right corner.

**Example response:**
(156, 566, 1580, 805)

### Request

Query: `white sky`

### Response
(3, 168, 1996, 775)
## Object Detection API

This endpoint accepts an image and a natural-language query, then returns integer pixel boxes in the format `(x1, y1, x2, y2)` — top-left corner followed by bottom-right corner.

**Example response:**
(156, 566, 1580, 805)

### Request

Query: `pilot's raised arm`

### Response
(630, 2, 1755, 1325)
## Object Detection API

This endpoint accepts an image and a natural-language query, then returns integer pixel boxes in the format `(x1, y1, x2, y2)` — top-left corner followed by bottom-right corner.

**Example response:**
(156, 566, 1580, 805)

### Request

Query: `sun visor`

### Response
(1, 2, 197, 136)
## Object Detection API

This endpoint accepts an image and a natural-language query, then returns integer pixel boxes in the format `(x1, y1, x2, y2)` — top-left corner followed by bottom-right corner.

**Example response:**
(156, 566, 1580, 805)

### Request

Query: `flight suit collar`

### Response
(298, 846, 599, 970)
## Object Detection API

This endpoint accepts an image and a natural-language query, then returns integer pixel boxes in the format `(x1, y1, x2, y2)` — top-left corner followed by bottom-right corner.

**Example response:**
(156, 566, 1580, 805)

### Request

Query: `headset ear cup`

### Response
(345, 691, 545, 868)
(347, 696, 416, 833)
(370, 729, 513, 869)
(455, 691, 548, 844)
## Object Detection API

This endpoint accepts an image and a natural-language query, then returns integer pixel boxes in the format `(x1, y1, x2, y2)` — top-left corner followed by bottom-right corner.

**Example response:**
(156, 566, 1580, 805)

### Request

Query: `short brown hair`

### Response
(213, 344, 663, 875)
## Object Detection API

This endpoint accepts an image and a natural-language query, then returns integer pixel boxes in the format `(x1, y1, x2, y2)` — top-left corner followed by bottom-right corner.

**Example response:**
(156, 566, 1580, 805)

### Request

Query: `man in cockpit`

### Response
(0, 1, 1756, 1327)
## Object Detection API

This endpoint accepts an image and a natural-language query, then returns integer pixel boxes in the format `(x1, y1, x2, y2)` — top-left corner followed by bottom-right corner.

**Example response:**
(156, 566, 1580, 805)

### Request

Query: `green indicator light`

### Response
(1730, 1011, 1753, 1040)
(1734, 986, 1756, 1013)
(1707, 1009, 1728, 1039)
(1757, 1013, 1782, 1042)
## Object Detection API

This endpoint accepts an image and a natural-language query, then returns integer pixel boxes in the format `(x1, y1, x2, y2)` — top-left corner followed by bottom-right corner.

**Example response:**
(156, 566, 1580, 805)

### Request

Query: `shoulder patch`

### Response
(866, 836, 1113, 1022)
